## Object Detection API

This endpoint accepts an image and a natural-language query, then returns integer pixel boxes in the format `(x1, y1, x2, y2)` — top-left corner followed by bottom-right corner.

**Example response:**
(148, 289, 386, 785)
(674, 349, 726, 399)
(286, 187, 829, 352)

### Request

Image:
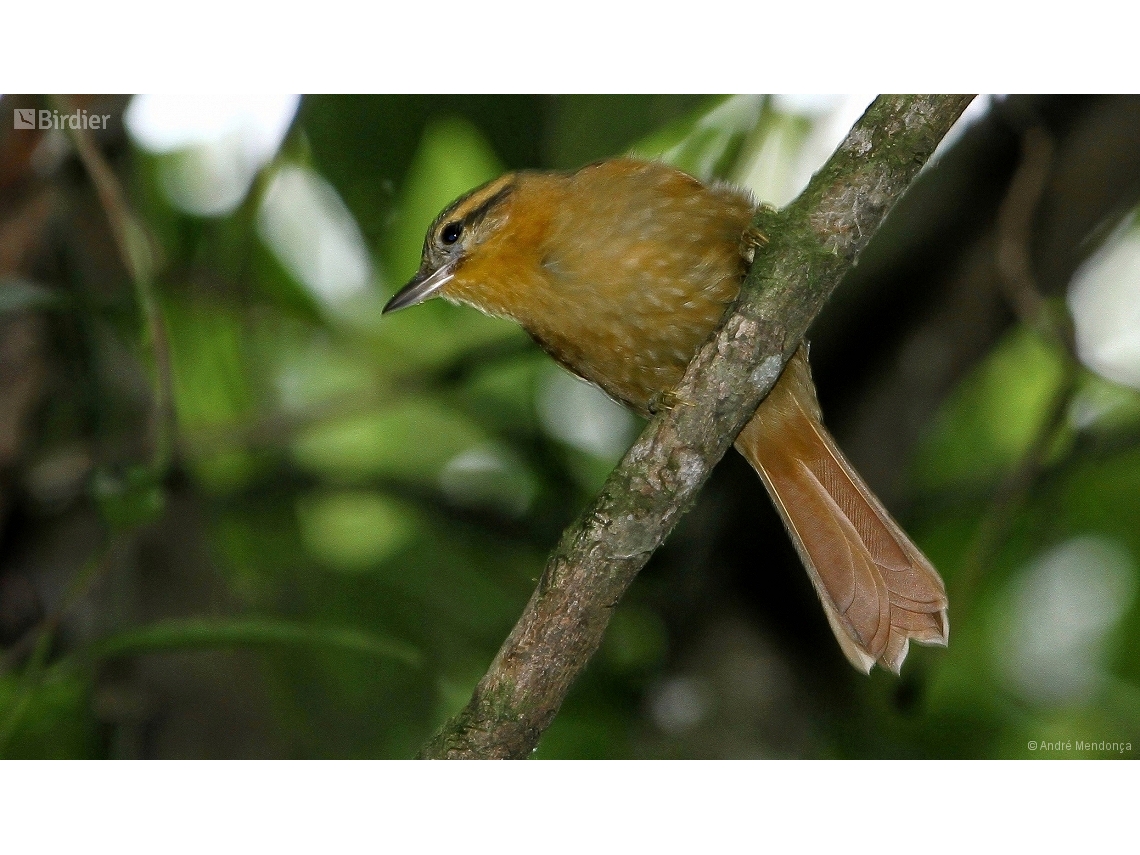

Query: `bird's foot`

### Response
(739, 224, 770, 264)
(648, 389, 694, 415)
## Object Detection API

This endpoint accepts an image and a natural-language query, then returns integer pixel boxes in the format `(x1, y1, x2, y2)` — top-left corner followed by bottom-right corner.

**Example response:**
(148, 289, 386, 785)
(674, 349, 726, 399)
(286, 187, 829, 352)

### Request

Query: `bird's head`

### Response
(383, 173, 521, 314)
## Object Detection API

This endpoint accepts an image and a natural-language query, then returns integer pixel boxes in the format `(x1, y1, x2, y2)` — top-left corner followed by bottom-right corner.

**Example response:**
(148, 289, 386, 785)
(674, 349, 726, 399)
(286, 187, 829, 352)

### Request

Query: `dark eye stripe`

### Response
(464, 181, 514, 229)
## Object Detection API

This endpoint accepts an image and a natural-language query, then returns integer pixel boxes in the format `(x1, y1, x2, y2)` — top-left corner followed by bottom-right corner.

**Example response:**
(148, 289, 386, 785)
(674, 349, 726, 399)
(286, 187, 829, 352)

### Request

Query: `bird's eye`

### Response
(440, 221, 463, 245)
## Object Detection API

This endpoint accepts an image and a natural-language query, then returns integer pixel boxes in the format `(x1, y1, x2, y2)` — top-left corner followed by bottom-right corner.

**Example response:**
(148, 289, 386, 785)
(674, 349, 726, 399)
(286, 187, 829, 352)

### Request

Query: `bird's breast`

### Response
(524, 239, 748, 415)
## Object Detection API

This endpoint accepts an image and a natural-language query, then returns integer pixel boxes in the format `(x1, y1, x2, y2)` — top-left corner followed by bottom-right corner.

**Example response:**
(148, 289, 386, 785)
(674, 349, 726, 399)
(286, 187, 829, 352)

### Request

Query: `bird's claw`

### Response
(649, 389, 694, 414)
(739, 225, 770, 264)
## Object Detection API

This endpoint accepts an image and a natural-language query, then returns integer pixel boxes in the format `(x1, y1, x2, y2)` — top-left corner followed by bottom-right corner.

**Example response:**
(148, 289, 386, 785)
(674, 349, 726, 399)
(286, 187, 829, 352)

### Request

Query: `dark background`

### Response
(1, 94, 1138, 758)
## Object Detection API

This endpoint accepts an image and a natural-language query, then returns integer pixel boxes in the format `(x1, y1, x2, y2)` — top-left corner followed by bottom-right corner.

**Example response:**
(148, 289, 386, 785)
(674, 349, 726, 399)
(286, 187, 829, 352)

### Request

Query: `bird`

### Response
(383, 157, 948, 674)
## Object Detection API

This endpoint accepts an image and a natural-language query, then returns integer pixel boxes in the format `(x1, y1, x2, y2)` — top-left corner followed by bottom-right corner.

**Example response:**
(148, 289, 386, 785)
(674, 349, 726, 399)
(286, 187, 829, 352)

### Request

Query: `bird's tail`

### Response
(734, 347, 949, 674)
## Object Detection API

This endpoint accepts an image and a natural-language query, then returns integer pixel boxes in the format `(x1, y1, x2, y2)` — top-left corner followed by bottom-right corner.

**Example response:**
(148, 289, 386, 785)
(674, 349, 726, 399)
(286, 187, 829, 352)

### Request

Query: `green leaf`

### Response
(912, 325, 1071, 492)
(292, 398, 490, 481)
(295, 490, 417, 570)
(631, 95, 766, 182)
(90, 464, 166, 530)
(548, 94, 719, 169)
(83, 617, 422, 667)
(385, 116, 504, 284)
(0, 672, 96, 759)
(162, 294, 262, 491)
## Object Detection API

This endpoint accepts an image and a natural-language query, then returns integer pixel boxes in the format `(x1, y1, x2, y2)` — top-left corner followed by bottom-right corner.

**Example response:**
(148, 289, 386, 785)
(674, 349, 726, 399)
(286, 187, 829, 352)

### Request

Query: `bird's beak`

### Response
(383, 263, 456, 314)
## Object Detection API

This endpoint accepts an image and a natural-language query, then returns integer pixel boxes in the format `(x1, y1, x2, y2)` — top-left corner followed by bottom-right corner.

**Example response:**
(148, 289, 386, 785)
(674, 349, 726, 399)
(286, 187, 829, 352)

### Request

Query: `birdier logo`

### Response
(13, 108, 110, 130)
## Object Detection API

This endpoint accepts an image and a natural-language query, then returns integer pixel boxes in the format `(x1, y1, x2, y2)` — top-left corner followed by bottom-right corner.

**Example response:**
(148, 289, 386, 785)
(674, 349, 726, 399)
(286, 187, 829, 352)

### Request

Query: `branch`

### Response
(55, 95, 175, 473)
(994, 126, 1076, 357)
(953, 125, 1082, 621)
(418, 95, 975, 759)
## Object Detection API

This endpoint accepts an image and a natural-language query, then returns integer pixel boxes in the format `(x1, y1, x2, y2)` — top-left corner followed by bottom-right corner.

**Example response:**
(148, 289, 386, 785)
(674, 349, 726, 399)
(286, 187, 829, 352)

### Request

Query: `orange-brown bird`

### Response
(384, 158, 948, 674)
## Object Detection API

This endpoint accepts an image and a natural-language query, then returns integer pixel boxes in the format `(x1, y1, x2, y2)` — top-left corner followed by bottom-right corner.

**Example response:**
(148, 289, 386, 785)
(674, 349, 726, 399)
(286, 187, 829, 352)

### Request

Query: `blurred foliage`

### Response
(1, 94, 1140, 759)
